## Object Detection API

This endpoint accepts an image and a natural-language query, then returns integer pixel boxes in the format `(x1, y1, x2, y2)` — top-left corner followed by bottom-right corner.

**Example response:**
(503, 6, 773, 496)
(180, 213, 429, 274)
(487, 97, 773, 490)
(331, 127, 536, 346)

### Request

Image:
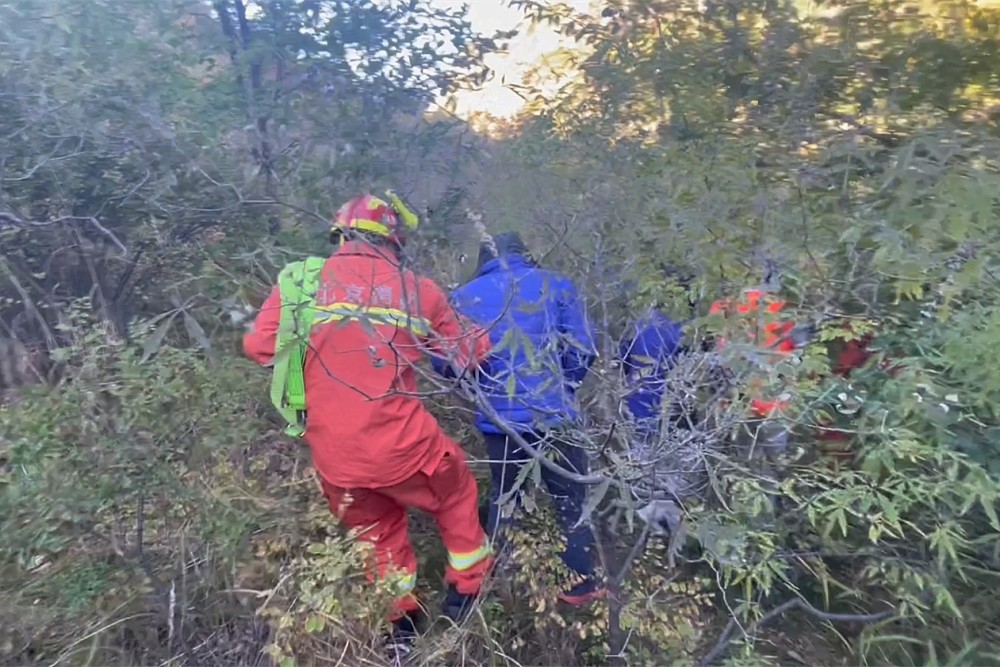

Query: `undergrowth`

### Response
(0, 317, 717, 666)
(5, 303, 1000, 667)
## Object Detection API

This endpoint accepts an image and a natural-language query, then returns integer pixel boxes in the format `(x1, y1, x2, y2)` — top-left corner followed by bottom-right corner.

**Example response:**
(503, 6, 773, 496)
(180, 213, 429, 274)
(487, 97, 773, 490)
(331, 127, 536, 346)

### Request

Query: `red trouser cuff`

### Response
(388, 593, 421, 621)
(444, 554, 493, 595)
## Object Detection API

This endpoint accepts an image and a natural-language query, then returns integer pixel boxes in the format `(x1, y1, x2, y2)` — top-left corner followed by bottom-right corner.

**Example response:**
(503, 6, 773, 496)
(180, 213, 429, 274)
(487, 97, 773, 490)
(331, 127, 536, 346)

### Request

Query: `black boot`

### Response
(442, 585, 478, 623)
(478, 500, 490, 531)
(384, 613, 418, 663)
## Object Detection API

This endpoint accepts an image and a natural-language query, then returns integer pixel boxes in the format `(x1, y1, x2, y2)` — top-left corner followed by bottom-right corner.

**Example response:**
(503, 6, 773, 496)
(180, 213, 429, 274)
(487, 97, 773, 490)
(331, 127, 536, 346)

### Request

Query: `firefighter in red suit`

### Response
(243, 193, 493, 651)
(815, 319, 899, 467)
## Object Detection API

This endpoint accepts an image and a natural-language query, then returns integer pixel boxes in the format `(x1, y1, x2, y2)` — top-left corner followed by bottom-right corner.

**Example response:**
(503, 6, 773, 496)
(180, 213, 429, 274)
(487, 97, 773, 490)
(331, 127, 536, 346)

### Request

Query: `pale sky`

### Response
(429, 0, 593, 117)
(246, 0, 586, 117)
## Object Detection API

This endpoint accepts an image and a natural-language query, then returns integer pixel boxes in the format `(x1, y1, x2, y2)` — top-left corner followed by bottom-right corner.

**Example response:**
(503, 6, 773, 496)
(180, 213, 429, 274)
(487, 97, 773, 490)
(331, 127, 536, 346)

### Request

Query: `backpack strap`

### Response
(270, 256, 327, 437)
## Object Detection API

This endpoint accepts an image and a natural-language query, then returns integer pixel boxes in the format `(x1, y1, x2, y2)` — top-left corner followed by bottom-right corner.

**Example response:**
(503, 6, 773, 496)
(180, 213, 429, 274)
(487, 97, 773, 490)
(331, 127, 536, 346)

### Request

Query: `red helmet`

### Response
(332, 193, 414, 245)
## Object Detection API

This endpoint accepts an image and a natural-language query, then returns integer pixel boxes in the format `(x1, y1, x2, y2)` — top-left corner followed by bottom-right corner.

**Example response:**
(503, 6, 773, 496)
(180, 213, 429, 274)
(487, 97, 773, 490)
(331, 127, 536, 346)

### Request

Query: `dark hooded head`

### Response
(626, 266, 697, 314)
(476, 231, 534, 271)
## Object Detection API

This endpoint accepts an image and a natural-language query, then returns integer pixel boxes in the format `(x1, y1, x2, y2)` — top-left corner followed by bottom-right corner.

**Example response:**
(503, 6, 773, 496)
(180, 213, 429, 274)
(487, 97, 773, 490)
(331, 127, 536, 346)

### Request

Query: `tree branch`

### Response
(697, 597, 896, 667)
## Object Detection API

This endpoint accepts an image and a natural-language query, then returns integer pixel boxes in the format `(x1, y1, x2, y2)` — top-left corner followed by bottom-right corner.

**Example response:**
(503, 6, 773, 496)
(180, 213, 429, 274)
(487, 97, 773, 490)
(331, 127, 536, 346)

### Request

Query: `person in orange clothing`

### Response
(243, 193, 493, 654)
(813, 322, 873, 464)
(814, 318, 900, 468)
(709, 285, 810, 461)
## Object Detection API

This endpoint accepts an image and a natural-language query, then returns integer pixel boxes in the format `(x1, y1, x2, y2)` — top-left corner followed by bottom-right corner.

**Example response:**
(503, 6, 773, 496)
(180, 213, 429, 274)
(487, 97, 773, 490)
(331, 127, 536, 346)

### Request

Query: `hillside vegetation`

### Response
(3, 1, 1000, 665)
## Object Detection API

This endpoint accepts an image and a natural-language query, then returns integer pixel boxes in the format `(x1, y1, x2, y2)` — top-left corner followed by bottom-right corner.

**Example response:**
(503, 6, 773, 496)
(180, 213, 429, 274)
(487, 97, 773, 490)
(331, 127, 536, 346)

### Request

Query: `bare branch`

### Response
(697, 597, 896, 667)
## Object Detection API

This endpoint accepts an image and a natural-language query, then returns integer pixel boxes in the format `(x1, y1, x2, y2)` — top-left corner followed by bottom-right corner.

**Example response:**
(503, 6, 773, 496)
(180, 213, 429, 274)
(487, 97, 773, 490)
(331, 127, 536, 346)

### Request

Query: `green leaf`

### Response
(499, 458, 537, 510)
(304, 615, 326, 633)
(182, 311, 212, 351)
(356, 316, 377, 338)
(183, 310, 218, 365)
(531, 454, 543, 488)
(981, 497, 1000, 531)
(824, 507, 847, 538)
(141, 313, 177, 363)
(578, 478, 610, 526)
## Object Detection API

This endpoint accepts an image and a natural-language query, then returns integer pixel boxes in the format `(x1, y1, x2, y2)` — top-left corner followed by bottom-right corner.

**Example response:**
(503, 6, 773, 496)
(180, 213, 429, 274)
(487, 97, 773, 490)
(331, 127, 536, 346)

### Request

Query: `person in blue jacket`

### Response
(444, 231, 602, 606)
(620, 306, 686, 440)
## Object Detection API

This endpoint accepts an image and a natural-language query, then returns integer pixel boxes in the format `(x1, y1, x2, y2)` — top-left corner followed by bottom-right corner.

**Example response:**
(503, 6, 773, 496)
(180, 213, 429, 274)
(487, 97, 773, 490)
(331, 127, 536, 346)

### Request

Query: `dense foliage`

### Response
(3, 0, 1000, 665)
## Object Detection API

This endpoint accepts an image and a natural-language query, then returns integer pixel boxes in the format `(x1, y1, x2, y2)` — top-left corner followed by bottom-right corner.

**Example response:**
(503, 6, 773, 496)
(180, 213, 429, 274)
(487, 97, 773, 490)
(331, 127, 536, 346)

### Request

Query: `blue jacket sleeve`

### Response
(620, 319, 685, 422)
(623, 319, 684, 382)
(556, 277, 596, 387)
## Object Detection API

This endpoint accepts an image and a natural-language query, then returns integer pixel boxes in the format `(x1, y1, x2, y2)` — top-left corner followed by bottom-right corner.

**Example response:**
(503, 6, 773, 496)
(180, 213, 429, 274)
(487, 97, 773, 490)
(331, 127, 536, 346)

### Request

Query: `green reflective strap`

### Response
(269, 256, 326, 437)
(285, 342, 307, 411)
(269, 338, 300, 430)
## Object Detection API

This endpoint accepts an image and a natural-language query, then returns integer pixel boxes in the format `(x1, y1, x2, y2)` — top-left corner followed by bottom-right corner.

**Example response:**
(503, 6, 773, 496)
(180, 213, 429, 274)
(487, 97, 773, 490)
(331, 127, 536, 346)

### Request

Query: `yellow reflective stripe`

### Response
(349, 219, 392, 236)
(396, 571, 416, 594)
(448, 541, 492, 571)
(377, 568, 417, 595)
(313, 302, 430, 336)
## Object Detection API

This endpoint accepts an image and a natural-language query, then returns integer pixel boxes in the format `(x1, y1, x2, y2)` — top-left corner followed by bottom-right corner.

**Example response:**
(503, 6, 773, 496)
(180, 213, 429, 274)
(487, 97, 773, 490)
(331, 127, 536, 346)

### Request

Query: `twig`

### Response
(0, 210, 126, 249)
(46, 613, 155, 667)
(167, 579, 176, 651)
(613, 522, 652, 587)
(696, 597, 896, 667)
(467, 389, 614, 486)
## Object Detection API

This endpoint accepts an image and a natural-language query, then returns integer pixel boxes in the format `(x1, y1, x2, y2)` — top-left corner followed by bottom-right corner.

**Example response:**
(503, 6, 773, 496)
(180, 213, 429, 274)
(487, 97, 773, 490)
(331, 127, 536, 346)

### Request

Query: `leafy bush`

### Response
(0, 314, 289, 664)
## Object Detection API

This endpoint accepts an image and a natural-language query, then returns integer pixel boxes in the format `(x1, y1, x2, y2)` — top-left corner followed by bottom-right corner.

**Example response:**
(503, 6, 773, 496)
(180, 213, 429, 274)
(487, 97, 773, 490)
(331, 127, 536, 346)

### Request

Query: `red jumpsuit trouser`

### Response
(320, 445, 492, 619)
